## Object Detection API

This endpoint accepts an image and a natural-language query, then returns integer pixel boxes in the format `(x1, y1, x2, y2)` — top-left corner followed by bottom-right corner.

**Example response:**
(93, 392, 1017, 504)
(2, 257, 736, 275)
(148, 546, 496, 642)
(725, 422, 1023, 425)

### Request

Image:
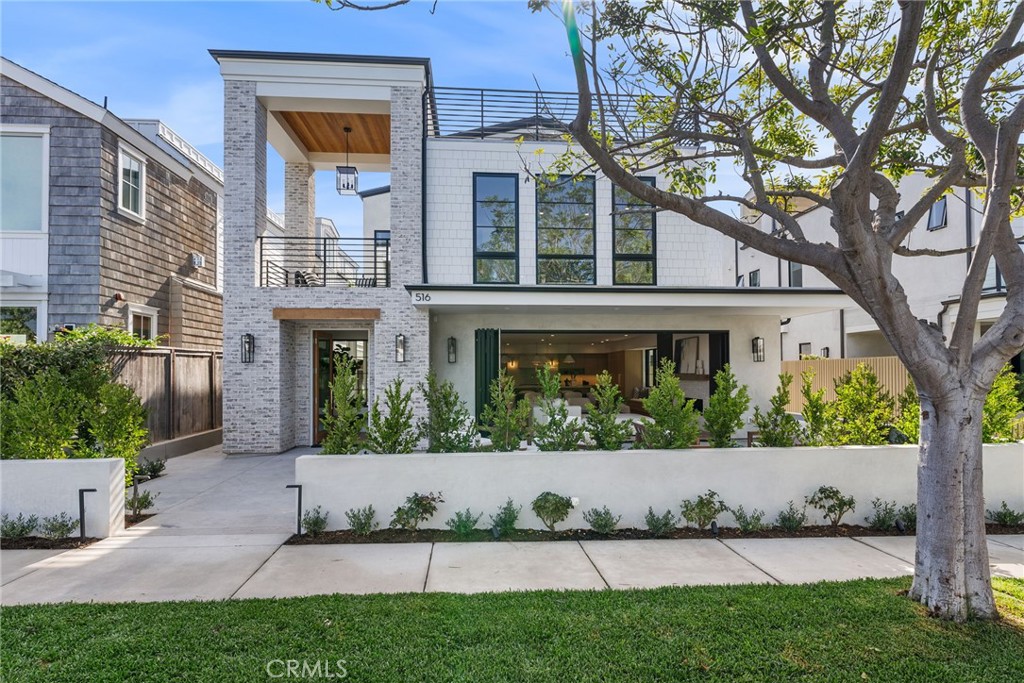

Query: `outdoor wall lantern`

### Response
(395, 334, 406, 363)
(821, 346, 830, 358)
(241, 333, 255, 363)
(336, 126, 359, 196)
(447, 336, 457, 363)
(751, 336, 765, 363)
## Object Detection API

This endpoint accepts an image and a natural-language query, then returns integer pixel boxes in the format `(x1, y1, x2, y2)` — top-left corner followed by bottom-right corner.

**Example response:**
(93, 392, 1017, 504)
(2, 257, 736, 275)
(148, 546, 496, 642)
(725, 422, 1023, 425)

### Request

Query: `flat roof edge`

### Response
(208, 49, 431, 69)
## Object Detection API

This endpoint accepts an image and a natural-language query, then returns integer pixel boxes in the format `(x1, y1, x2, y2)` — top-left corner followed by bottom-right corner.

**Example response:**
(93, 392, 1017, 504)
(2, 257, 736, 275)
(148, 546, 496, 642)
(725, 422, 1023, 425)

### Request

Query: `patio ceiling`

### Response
(278, 111, 390, 155)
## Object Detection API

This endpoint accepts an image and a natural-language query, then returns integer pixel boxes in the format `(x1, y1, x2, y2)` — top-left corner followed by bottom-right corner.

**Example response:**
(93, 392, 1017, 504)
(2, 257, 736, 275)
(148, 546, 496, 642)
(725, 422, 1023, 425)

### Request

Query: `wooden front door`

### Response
(313, 331, 368, 445)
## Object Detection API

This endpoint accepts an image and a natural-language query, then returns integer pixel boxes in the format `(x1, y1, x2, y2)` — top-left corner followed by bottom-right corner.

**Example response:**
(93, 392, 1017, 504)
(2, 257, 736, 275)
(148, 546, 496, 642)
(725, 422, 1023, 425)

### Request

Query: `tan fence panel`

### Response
(781, 356, 910, 412)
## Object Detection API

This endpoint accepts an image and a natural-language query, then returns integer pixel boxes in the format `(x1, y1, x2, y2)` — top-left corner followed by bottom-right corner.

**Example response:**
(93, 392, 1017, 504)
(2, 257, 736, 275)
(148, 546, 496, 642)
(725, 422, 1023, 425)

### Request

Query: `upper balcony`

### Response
(258, 236, 390, 289)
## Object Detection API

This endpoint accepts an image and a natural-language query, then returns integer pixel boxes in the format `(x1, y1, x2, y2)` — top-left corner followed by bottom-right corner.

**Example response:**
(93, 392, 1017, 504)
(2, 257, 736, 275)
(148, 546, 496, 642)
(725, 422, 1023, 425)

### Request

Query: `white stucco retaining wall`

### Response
(297, 444, 1024, 531)
(0, 459, 125, 538)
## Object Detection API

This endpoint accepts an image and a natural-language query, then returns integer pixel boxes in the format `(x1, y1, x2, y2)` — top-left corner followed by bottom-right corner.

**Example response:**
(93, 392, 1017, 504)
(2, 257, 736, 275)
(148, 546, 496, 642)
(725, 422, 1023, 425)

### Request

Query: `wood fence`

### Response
(781, 356, 909, 412)
(114, 347, 222, 444)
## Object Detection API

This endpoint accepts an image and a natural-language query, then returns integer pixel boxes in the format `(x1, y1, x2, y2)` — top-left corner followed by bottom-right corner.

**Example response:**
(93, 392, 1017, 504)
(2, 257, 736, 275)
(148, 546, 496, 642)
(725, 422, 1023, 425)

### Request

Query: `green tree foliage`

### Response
(480, 370, 531, 452)
(702, 364, 750, 448)
(825, 364, 894, 446)
(982, 365, 1024, 443)
(418, 370, 476, 453)
(533, 365, 585, 451)
(320, 354, 366, 455)
(0, 369, 85, 460)
(366, 377, 417, 454)
(89, 382, 149, 482)
(639, 357, 700, 449)
(799, 369, 829, 446)
(584, 370, 633, 450)
(894, 380, 921, 444)
(752, 373, 801, 447)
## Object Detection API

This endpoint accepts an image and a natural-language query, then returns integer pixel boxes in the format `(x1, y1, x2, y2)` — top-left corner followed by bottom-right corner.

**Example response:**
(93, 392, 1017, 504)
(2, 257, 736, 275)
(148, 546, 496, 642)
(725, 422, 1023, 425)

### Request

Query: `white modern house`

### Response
(211, 50, 851, 454)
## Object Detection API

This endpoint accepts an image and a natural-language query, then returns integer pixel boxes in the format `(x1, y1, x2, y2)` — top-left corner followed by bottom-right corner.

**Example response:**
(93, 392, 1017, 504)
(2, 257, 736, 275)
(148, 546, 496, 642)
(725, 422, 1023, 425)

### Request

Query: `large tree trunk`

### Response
(910, 390, 996, 621)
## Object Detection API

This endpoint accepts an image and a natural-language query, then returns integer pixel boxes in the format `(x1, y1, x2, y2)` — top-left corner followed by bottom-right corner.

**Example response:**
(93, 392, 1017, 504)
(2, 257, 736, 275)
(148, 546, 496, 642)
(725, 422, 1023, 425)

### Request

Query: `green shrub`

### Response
(865, 498, 898, 531)
(644, 507, 678, 537)
(806, 486, 856, 527)
(640, 358, 700, 449)
(301, 506, 329, 536)
(489, 498, 521, 539)
(0, 369, 86, 460)
(986, 501, 1024, 526)
(582, 506, 621, 534)
(367, 377, 417, 454)
(345, 505, 379, 536)
(584, 371, 633, 450)
(893, 380, 920, 444)
(0, 513, 39, 538)
(140, 458, 166, 479)
(89, 382, 149, 483)
(731, 505, 765, 534)
(418, 371, 476, 453)
(446, 508, 483, 538)
(897, 503, 917, 530)
(799, 369, 829, 446)
(533, 365, 586, 451)
(824, 364, 894, 445)
(391, 491, 444, 530)
(320, 354, 366, 455)
(702, 364, 750, 448)
(752, 373, 801, 447)
(531, 491, 575, 531)
(480, 371, 531, 452)
(680, 490, 727, 529)
(40, 512, 79, 540)
(983, 364, 1024, 443)
(775, 501, 808, 532)
(128, 488, 159, 518)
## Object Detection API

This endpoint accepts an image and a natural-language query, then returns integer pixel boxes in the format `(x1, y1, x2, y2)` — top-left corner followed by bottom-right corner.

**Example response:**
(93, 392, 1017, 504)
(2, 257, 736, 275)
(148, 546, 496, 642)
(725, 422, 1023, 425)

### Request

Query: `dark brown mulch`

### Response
(125, 514, 156, 528)
(286, 523, 1024, 546)
(0, 536, 98, 550)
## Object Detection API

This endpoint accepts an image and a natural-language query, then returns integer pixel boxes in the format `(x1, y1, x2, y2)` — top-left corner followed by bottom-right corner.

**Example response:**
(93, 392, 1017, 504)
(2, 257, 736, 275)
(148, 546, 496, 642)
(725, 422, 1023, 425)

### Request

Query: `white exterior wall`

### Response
(297, 443, 1024, 531)
(425, 139, 728, 287)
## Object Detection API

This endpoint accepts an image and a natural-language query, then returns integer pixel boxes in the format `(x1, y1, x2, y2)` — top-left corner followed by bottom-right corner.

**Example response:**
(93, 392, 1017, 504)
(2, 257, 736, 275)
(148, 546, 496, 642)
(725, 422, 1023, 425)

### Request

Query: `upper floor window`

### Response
(927, 196, 947, 231)
(474, 174, 518, 284)
(127, 303, 158, 341)
(374, 229, 391, 247)
(0, 131, 47, 232)
(118, 147, 146, 220)
(613, 179, 656, 285)
(537, 175, 594, 284)
(749, 269, 761, 287)
(788, 261, 803, 287)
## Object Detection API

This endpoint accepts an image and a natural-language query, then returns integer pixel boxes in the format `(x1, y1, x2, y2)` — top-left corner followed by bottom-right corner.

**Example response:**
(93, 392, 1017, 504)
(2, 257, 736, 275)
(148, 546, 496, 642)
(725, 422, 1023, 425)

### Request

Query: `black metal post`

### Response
(286, 484, 302, 535)
(78, 488, 97, 541)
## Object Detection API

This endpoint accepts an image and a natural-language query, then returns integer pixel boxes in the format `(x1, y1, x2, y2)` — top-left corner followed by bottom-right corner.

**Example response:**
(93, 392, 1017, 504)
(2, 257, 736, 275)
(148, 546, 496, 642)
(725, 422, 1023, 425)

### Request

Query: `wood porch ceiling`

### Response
(278, 111, 390, 155)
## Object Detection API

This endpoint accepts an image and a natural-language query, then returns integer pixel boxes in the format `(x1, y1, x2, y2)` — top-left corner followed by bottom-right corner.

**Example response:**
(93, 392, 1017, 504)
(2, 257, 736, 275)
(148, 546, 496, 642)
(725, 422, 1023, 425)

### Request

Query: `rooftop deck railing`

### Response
(430, 86, 699, 142)
(258, 236, 390, 288)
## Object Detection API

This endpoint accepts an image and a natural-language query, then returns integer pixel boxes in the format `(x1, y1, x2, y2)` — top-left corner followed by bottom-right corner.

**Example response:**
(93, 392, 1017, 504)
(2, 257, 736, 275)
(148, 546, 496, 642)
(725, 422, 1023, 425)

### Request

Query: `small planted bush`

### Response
(585, 371, 633, 450)
(533, 365, 586, 452)
(345, 505, 379, 536)
(702, 364, 750, 448)
(418, 371, 476, 453)
(480, 371, 531, 452)
(140, 458, 167, 479)
(800, 369, 829, 446)
(893, 380, 921, 444)
(367, 377, 418, 454)
(644, 507, 677, 537)
(825, 364, 894, 445)
(752, 373, 801, 447)
(806, 486, 856, 527)
(898, 503, 917, 530)
(391, 491, 444, 531)
(301, 506, 329, 536)
(731, 506, 766, 534)
(490, 498, 521, 539)
(1, 513, 39, 538)
(582, 506, 621, 535)
(446, 508, 483, 538)
(640, 358, 701, 449)
(775, 501, 808, 532)
(865, 498, 898, 531)
(531, 491, 575, 532)
(40, 512, 79, 540)
(982, 364, 1024, 443)
(320, 354, 366, 455)
(987, 501, 1024, 526)
(128, 488, 159, 518)
(680, 490, 727, 529)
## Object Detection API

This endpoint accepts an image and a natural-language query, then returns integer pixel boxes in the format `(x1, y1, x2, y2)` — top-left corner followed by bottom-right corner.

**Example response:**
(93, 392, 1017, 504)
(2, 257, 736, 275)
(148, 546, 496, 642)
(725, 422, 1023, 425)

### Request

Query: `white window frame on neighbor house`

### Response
(126, 302, 158, 340)
(0, 297, 47, 343)
(0, 124, 50, 234)
(117, 143, 147, 222)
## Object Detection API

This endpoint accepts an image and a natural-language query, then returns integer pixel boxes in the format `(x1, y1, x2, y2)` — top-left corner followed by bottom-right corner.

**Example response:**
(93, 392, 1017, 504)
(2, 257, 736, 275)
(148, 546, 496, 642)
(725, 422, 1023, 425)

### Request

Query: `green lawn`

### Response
(2, 578, 1023, 682)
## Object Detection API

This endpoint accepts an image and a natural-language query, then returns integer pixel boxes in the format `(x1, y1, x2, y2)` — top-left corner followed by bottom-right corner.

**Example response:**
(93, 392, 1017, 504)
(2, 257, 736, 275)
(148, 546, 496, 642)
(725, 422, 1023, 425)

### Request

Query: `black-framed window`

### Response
(749, 269, 761, 287)
(473, 174, 518, 283)
(536, 175, 595, 284)
(373, 229, 391, 246)
(799, 342, 812, 357)
(788, 261, 803, 287)
(736, 274, 745, 287)
(927, 197, 947, 230)
(613, 179, 656, 285)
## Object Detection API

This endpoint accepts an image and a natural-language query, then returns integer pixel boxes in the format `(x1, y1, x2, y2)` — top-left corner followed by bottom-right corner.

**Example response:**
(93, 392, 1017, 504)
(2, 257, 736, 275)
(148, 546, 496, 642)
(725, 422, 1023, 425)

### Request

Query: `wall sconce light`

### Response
(447, 336, 457, 363)
(506, 358, 518, 371)
(751, 336, 765, 363)
(395, 334, 406, 363)
(821, 346, 830, 358)
(241, 333, 255, 363)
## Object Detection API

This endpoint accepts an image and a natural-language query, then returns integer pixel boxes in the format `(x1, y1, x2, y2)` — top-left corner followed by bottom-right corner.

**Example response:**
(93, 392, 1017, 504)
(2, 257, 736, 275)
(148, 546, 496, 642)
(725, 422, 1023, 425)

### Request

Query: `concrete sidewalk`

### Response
(1, 446, 1021, 605)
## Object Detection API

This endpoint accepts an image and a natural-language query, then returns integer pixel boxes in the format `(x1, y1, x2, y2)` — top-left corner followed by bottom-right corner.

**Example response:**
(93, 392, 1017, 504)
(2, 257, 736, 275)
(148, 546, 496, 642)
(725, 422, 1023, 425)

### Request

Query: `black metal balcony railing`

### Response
(258, 237, 390, 288)
(430, 86, 699, 142)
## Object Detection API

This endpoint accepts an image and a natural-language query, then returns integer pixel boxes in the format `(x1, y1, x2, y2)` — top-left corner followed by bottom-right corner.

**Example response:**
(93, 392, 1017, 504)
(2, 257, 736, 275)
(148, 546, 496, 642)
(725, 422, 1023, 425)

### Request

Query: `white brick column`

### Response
(284, 162, 315, 238)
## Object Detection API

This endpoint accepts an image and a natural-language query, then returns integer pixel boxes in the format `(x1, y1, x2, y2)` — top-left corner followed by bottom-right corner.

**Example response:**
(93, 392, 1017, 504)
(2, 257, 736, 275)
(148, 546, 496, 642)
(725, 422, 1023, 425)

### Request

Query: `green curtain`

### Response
(474, 328, 500, 424)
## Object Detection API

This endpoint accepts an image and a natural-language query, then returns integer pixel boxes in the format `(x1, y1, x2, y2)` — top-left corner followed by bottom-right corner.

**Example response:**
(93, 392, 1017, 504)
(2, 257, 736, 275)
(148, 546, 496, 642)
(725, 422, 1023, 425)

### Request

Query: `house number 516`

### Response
(413, 293, 431, 302)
